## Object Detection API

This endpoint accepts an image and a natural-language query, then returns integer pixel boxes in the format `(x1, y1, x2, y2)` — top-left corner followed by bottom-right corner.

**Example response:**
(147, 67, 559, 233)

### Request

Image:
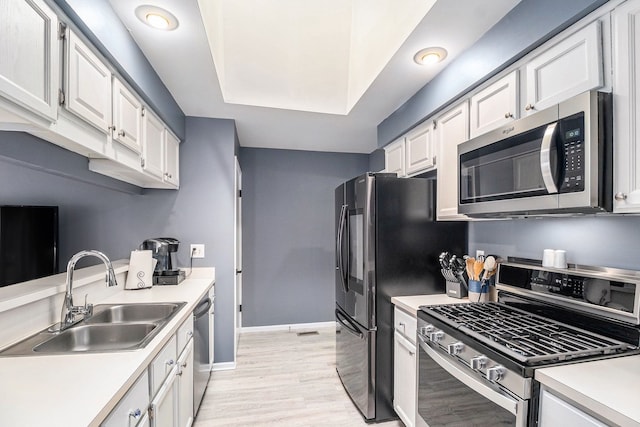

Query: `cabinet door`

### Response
(177, 339, 194, 427)
(142, 109, 165, 179)
(524, 20, 603, 115)
(613, 0, 640, 213)
(470, 71, 518, 138)
(66, 30, 112, 133)
(538, 388, 607, 427)
(150, 335, 177, 398)
(393, 331, 416, 427)
(405, 121, 436, 175)
(436, 101, 469, 221)
(164, 131, 180, 187)
(150, 365, 178, 427)
(0, 0, 59, 120)
(384, 139, 405, 176)
(112, 78, 142, 153)
(101, 371, 149, 427)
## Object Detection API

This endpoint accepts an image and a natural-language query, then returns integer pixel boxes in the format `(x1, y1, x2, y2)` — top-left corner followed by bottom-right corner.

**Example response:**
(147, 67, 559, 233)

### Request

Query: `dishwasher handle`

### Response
(194, 297, 212, 318)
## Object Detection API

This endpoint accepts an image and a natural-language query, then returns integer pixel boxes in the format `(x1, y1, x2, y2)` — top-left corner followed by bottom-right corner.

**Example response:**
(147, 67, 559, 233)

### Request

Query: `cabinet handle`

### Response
(614, 192, 628, 201)
(118, 130, 126, 137)
(129, 409, 142, 420)
(108, 125, 116, 132)
(140, 158, 145, 168)
(409, 350, 415, 356)
(187, 331, 193, 338)
(525, 103, 535, 111)
(166, 359, 175, 367)
(504, 112, 513, 118)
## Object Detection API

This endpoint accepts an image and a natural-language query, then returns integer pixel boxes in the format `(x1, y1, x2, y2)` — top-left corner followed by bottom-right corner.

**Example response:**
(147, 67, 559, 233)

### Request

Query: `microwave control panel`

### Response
(559, 115, 585, 193)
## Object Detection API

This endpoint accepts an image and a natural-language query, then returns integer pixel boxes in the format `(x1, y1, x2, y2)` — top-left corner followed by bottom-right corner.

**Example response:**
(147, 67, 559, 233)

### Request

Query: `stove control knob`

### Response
(447, 342, 465, 355)
(486, 366, 505, 382)
(470, 355, 488, 370)
(420, 325, 435, 336)
(429, 330, 444, 343)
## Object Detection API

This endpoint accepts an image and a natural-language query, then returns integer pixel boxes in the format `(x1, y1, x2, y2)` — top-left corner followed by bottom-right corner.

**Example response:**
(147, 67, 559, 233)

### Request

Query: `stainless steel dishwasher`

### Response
(193, 293, 213, 415)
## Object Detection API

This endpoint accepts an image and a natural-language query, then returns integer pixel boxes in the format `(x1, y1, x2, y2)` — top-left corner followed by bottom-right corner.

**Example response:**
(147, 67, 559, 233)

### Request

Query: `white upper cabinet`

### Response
(65, 29, 112, 133)
(405, 120, 436, 175)
(436, 101, 469, 221)
(523, 20, 603, 115)
(0, 0, 59, 121)
(142, 109, 165, 180)
(470, 71, 518, 138)
(112, 78, 142, 154)
(612, 0, 640, 213)
(164, 131, 180, 188)
(384, 138, 405, 177)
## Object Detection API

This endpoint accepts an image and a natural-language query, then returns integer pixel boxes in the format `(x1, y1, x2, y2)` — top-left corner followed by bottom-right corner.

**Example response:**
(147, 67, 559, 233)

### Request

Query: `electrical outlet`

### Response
(476, 249, 485, 259)
(190, 244, 205, 259)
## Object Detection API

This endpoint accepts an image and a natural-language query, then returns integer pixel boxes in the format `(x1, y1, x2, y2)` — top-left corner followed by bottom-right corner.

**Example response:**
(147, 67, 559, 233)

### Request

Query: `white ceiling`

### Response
(108, 0, 521, 154)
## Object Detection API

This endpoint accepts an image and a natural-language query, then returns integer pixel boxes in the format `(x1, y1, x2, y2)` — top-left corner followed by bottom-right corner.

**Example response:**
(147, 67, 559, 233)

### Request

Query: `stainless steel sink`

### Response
(86, 303, 182, 324)
(0, 301, 186, 356)
(33, 323, 157, 353)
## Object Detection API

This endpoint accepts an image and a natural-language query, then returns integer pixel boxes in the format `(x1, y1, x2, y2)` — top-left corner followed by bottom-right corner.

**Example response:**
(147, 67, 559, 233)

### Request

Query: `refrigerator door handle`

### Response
(336, 204, 348, 293)
(335, 309, 363, 339)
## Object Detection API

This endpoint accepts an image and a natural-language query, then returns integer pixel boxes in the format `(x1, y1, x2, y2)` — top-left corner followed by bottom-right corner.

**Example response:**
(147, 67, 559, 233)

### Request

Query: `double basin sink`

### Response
(0, 302, 186, 356)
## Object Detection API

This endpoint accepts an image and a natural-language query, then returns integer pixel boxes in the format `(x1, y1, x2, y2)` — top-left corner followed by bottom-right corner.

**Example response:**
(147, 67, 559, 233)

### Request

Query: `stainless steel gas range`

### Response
(416, 259, 640, 427)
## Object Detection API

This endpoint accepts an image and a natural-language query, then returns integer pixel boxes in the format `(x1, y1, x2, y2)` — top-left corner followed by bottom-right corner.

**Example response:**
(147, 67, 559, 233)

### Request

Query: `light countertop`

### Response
(391, 293, 470, 315)
(0, 268, 215, 427)
(536, 355, 640, 426)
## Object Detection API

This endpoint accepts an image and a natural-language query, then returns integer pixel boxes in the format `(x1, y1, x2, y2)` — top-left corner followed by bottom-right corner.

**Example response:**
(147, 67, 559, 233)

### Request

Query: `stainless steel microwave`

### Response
(458, 91, 612, 217)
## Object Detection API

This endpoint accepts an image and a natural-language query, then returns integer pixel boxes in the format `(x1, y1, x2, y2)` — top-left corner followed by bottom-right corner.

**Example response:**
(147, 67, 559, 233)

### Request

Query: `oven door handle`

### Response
(540, 122, 559, 194)
(419, 339, 520, 416)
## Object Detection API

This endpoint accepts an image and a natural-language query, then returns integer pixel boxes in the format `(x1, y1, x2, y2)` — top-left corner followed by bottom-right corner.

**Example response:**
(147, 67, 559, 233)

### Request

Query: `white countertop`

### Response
(391, 293, 470, 315)
(536, 355, 640, 426)
(0, 268, 215, 427)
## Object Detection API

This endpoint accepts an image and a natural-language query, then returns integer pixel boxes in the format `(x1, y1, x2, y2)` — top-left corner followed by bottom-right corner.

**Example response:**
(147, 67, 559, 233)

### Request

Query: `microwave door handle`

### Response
(540, 122, 559, 193)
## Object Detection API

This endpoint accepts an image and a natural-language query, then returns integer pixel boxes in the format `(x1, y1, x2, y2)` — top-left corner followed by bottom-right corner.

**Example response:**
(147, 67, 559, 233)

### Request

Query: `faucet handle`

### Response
(84, 294, 93, 317)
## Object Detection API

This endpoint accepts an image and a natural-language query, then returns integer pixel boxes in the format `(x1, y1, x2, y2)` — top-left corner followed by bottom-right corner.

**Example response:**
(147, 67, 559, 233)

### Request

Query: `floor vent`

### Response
(297, 331, 319, 336)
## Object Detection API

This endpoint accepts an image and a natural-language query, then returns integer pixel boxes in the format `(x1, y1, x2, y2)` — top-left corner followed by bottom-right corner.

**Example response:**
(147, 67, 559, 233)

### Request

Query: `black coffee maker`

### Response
(140, 237, 185, 285)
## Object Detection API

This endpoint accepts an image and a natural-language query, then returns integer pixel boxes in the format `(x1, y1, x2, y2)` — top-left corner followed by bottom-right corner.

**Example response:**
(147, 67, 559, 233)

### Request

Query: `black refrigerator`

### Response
(335, 172, 467, 422)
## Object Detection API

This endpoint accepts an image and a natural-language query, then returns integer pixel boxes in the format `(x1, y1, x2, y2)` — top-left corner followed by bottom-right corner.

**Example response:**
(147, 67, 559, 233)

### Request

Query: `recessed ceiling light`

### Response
(413, 47, 448, 66)
(135, 5, 179, 31)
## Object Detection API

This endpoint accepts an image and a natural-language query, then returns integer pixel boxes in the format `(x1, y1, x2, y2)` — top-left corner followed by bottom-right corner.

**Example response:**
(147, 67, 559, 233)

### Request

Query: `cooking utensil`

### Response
(482, 256, 497, 281)
(466, 257, 475, 280)
(473, 259, 484, 281)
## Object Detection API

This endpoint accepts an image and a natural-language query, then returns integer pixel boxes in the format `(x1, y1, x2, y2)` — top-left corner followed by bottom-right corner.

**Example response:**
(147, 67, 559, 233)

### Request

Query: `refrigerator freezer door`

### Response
(335, 305, 376, 420)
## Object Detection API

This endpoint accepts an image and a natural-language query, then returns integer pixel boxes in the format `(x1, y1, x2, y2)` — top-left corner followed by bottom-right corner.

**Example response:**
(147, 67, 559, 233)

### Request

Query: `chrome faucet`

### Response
(56, 250, 118, 332)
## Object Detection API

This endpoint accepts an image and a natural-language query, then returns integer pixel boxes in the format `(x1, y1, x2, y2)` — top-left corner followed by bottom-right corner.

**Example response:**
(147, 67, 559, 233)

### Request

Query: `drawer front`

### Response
(177, 316, 194, 355)
(101, 370, 149, 427)
(394, 307, 417, 344)
(150, 335, 177, 398)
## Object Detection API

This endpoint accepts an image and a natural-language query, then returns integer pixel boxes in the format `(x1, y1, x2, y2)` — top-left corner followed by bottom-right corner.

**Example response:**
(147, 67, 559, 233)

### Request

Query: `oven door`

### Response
(416, 336, 528, 427)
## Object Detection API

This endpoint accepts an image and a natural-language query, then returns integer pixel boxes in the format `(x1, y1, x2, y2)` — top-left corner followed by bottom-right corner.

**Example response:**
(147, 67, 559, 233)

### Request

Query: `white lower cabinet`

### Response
(150, 364, 178, 427)
(393, 307, 417, 427)
(538, 387, 607, 427)
(101, 371, 150, 427)
(177, 340, 194, 427)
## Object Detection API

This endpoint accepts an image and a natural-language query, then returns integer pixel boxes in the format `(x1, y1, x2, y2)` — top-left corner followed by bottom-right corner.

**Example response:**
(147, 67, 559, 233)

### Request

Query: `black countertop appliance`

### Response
(140, 237, 185, 285)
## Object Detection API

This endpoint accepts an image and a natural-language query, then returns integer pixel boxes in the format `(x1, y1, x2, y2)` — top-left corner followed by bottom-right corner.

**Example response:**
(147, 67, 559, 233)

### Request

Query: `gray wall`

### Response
(239, 148, 369, 326)
(378, 0, 608, 146)
(0, 118, 238, 363)
(52, 0, 185, 139)
(469, 216, 640, 270)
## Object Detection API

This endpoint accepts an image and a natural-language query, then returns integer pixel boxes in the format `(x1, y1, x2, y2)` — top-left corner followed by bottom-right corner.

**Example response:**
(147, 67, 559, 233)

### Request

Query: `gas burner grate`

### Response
(424, 302, 633, 364)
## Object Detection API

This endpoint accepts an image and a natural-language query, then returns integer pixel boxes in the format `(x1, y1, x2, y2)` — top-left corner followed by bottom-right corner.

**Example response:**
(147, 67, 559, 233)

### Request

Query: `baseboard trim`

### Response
(212, 361, 236, 371)
(241, 321, 335, 333)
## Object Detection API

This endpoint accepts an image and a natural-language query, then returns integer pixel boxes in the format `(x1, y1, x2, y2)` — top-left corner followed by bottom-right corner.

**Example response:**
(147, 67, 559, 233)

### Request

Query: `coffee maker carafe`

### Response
(140, 237, 185, 285)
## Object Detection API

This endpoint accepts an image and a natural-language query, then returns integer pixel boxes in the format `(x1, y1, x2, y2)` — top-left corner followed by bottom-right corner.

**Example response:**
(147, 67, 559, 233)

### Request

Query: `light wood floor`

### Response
(194, 327, 404, 427)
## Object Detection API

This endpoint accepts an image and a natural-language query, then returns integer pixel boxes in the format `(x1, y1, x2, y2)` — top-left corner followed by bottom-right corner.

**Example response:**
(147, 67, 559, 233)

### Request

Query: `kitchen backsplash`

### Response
(469, 215, 640, 270)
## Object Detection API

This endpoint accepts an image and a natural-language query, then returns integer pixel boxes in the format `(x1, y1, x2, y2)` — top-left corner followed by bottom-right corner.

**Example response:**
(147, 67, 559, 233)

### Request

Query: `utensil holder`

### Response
(469, 279, 490, 303)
